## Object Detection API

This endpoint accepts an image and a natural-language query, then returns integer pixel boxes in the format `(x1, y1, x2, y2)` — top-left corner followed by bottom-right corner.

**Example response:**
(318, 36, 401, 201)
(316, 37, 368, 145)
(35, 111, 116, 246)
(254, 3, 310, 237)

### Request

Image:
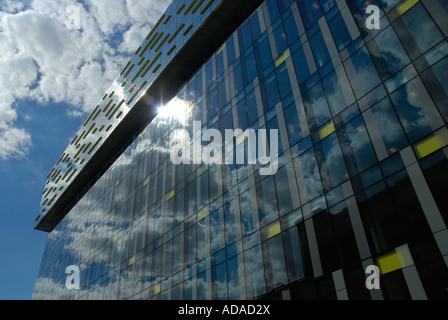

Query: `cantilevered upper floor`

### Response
(35, 0, 264, 232)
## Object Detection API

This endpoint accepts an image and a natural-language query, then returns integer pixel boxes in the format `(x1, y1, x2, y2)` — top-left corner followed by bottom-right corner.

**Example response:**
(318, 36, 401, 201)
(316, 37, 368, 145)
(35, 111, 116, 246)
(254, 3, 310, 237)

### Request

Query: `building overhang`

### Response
(35, 0, 264, 232)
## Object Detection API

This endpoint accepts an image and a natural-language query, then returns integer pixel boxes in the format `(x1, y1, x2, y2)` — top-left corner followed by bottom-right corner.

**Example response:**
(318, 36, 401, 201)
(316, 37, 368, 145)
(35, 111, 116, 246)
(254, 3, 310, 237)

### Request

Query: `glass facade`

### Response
(33, 0, 448, 300)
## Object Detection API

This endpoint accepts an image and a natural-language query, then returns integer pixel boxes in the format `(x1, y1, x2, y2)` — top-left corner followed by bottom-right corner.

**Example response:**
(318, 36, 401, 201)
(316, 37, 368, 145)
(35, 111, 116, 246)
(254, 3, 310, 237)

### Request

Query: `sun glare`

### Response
(156, 97, 191, 125)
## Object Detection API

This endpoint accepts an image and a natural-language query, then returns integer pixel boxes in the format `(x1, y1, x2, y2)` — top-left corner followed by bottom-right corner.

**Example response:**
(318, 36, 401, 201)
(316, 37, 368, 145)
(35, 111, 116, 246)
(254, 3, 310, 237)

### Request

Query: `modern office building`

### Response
(33, 0, 448, 300)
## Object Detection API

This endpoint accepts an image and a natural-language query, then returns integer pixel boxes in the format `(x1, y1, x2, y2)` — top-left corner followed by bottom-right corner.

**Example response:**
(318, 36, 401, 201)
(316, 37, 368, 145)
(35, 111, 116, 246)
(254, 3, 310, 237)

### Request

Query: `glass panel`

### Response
(328, 12, 352, 51)
(369, 97, 408, 154)
(344, 47, 382, 99)
(256, 176, 279, 226)
(274, 164, 296, 216)
(283, 101, 306, 146)
(240, 188, 258, 236)
(260, 72, 280, 113)
(273, 23, 289, 56)
(315, 132, 349, 191)
(395, 4, 443, 59)
(309, 29, 331, 68)
(420, 56, 448, 122)
(244, 244, 266, 298)
(366, 26, 410, 80)
(298, 0, 323, 29)
(276, 59, 293, 99)
(262, 234, 288, 291)
(390, 77, 444, 143)
(292, 42, 315, 84)
(338, 116, 377, 176)
(322, 66, 355, 115)
(293, 147, 324, 202)
(303, 82, 332, 131)
(227, 255, 242, 299)
(255, 37, 273, 73)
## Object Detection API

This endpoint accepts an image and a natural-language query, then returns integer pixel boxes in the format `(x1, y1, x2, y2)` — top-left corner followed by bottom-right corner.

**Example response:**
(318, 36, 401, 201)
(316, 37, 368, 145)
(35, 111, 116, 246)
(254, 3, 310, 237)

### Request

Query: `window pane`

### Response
(242, 51, 257, 85)
(274, 164, 296, 216)
(303, 82, 332, 131)
(369, 97, 408, 154)
(366, 26, 410, 80)
(322, 66, 355, 115)
(244, 244, 266, 298)
(273, 23, 288, 56)
(292, 43, 316, 84)
(344, 47, 382, 99)
(240, 188, 258, 236)
(283, 101, 306, 146)
(275, 59, 293, 99)
(328, 12, 352, 51)
(395, 4, 443, 59)
(260, 71, 280, 112)
(338, 116, 377, 176)
(255, 37, 273, 73)
(293, 147, 324, 202)
(309, 29, 331, 68)
(390, 77, 444, 143)
(315, 133, 349, 191)
(262, 234, 288, 291)
(298, 0, 323, 28)
(256, 176, 279, 226)
(420, 56, 448, 122)
(282, 227, 306, 282)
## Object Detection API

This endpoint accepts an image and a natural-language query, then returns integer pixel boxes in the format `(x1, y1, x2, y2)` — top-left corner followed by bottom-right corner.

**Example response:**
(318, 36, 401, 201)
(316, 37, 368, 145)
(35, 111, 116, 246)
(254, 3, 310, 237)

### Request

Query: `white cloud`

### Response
(0, 0, 171, 160)
(0, 127, 32, 160)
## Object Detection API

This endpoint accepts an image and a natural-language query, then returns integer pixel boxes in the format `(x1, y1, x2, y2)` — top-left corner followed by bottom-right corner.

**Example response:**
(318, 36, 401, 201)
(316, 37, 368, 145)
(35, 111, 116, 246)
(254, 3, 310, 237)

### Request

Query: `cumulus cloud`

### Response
(0, 0, 171, 160)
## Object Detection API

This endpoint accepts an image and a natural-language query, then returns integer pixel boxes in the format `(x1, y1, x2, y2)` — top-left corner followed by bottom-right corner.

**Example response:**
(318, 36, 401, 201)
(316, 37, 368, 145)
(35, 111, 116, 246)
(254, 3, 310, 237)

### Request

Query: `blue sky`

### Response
(0, 0, 170, 300)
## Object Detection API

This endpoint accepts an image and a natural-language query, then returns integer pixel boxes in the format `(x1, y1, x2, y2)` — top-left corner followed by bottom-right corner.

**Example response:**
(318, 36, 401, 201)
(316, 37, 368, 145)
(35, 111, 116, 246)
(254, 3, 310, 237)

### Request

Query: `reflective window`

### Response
(394, 4, 444, 60)
(390, 77, 444, 143)
(293, 147, 324, 203)
(366, 26, 410, 80)
(292, 42, 316, 84)
(315, 132, 349, 191)
(298, 0, 323, 29)
(368, 97, 408, 154)
(328, 12, 353, 52)
(283, 101, 307, 146)
(309, 29, 331, 68)
(344, 47, 382, 99)
(322, 66, 355, 115)
(338, 116, 377, 176)
(303, 82, 332, 131)
(420, 56, 448, 122)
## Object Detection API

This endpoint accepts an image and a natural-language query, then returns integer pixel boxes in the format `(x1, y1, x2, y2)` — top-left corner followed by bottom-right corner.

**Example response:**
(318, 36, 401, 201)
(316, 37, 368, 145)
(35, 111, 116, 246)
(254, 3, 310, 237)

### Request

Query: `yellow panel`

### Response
(267, 222, 281, 239)
(143, 177, 150, 187)
(319, 121, 335, 140)
(154, 284, 161, 295)
(275, 49, 290, 68)
(166, 189, 175, 201)
(397, 0, 419, 16)
(414, 130, 448, 159)
(128, 255, 136, 266)
(198, 206, 209, 221)
(377, 251, 401, 275)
